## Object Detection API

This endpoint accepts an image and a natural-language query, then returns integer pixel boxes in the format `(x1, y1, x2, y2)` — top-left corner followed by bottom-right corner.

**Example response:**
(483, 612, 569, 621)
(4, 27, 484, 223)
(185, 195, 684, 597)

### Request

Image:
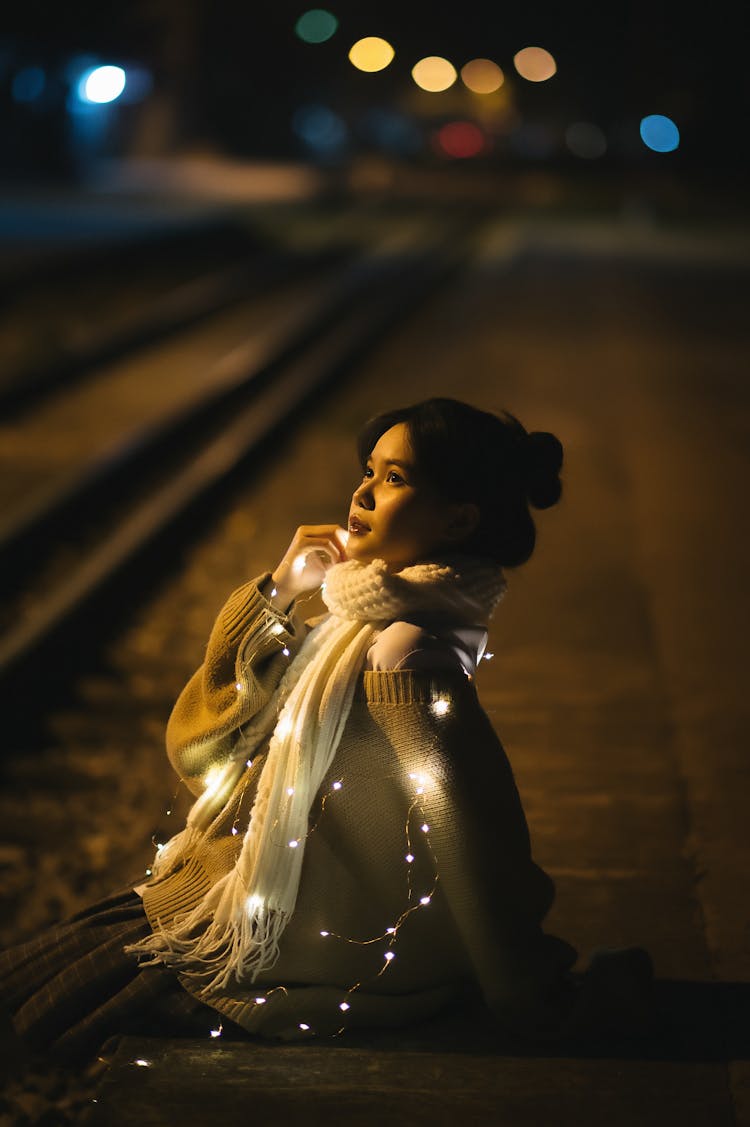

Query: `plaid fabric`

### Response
(0, 885, 231, 1063)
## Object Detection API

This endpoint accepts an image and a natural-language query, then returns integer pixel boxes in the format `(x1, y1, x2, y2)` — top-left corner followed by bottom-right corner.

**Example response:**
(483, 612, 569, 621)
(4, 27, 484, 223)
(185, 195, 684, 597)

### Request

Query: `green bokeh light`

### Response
(295, 9, 338, 45)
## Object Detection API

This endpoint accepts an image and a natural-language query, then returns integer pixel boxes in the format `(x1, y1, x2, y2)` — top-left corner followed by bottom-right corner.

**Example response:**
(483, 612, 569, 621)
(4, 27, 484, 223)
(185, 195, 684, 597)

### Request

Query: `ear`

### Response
(443, 502, 481, 543)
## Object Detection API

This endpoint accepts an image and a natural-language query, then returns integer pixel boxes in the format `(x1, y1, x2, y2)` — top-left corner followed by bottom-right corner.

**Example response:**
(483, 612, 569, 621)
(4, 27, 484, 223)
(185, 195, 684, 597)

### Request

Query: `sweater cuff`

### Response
(221, 572, 296, 646)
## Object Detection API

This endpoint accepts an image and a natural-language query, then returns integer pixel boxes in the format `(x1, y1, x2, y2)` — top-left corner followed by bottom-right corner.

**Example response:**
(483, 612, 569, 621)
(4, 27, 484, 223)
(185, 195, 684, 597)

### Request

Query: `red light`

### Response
(436, 121, 485, 158)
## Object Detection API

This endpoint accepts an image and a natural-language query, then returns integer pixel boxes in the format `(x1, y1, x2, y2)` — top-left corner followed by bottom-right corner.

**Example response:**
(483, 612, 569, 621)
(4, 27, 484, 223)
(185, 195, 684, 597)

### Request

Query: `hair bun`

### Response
(524, 431, 563, 509)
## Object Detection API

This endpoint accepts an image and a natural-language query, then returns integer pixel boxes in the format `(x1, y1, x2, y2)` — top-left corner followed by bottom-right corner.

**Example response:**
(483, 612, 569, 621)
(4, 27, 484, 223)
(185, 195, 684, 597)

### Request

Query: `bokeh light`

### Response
(348, 37, 395, 73)
(292, 104, 347, 154)
(513, 47, 557, 82)
(565, 121, 607, 159)
(78, 65, 126, 104)
(412, 56, 457, 92)
(639, 114, 680, 152)
(295, 9, 338, 44)
(460, 58, 504, 94)
(11, 66, 46, 103)
(436, 121, 485, 158)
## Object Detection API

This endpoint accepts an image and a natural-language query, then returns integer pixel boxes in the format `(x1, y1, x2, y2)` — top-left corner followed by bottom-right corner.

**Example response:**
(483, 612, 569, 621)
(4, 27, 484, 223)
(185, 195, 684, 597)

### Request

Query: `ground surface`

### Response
(0, 206, 748, 1124)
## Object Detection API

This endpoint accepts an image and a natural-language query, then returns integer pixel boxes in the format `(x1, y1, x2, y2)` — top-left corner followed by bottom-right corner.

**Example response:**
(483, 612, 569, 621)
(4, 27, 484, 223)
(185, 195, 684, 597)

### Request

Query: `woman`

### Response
(0, 397, 654, 1061)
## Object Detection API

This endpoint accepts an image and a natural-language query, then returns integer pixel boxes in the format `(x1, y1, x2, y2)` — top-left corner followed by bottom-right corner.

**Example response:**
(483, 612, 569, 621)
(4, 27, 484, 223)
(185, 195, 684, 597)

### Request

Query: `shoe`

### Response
(560, 946, 658, 1039)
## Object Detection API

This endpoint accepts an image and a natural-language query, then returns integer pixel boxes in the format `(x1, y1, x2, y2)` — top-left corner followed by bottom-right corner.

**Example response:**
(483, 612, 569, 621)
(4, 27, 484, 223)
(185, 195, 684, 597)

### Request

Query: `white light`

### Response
(405, 853, 414, 863)
(134, 1059, 151, 1068)
(271, 587, 278, 597)
(231, 827, 239, 836)
(289, 839, 299, 848)
(155, 843, 165, 853)
(299, 1023, 310, 1031)
(421, 823, 430, 833)
(292, 555, 307, 575)
(332, 780, 342, 790)
(270, 622, 285, 636)
(282, 647, 290, 657)
(247, 894, 263, 914)
(409, 772, 417, 779)
(386, 926, 396, 934)
(287, 787, 295, 796)
(339, 1001, 351, 1011)
(416, 787, 424, 795)
(276, 714, 293, 739)
(166, 809, 171, 815)
(202, 765, 225, 797)
(420, 896, 431, 905)
(210, 1027, 222, 1038)
(384, 951, 395, 961)
(431, 698, 450, 716)
(246, 759, 253, 769)
(254, 996, 267, 1005)
(145, 868, 152, 876)
(483, 652, 494, 661)
(235, 681, 243, 691)
(320, 930, 330, 936)
(80, 64, 126, 104)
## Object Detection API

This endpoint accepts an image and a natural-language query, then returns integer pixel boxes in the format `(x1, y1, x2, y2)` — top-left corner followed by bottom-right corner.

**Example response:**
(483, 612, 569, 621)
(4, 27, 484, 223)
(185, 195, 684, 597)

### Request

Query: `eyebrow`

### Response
(366, 456, 415, 472)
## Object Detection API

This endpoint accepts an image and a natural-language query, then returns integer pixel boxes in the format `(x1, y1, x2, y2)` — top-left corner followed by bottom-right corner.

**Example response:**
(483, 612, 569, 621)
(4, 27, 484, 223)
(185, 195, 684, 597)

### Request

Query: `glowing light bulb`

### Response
(134, 1059, 151, 1068)
(421, 823, 430, 833)
(332, 780, 342, 790)
(247, 894, 263, 914)
(270, 622, 285, 636)
(255, 997, 267, 1005)
(145, 868, 152, 876)
(246, 759, 253, 769)
(405, 853, 414, 863)
(210, 1027, 222, 1038)
(384, 951, 395, 962)
(416, 787, 424, 795)
(155, 843, 165, 853)
(287, 787, 295, 796)
(483, 652, 494, 660)
(292, 555, 307, 575)
(166, 809, 171, 815)
(271, 587, 278, 597)
(231, 826, 239, 836)
(431, 698, 450, 716)
(299, 1023, 311, 1031)
(386, 926, 396, 934)
(235, 681, 243, 692)
(282, 647, 290, 656)
(289, 839, 299, 848)
(339, 1001, 351, 1012)
(420, 896, 431, 905)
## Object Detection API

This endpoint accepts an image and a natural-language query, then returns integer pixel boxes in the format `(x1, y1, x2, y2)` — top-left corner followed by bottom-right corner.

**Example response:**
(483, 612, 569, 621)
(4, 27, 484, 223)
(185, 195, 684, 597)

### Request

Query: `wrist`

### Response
(268, 573, 296, 614)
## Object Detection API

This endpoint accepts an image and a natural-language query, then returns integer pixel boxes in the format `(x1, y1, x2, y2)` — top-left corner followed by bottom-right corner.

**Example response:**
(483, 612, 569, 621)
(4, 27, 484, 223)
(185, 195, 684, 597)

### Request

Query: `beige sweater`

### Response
(139, 572, 577, 1040)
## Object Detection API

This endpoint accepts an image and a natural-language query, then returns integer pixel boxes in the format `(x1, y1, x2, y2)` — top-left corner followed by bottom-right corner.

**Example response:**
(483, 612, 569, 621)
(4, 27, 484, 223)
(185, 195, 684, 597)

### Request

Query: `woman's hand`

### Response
(271, 524, 349, 607)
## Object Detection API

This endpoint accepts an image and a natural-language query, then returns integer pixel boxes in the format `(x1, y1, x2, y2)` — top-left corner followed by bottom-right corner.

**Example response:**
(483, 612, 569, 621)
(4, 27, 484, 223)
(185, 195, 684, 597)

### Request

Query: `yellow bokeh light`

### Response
(411, 56, 457, 92)
(461, 58, 504, 94)
(349, 37, 395, 73)
(513, 46, 557, 82)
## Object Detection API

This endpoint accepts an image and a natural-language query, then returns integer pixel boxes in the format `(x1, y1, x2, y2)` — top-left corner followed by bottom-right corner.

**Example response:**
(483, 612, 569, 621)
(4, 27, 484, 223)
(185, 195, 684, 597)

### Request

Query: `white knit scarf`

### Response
(125, 554, 507, 994)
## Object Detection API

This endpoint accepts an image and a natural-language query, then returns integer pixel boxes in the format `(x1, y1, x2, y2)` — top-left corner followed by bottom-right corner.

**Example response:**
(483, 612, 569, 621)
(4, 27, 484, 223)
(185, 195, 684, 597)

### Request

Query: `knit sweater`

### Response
(137, 572, 577, 1040)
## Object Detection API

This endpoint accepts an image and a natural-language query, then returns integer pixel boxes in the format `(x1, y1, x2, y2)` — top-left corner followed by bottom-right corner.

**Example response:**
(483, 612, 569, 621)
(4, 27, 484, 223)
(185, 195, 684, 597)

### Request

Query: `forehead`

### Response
(368, 422, 412, 461)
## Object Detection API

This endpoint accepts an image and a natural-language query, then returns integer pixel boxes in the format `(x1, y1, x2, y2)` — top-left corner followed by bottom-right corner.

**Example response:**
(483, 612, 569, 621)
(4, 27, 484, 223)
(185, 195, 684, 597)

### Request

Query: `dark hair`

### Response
(356, 397, 563, 568)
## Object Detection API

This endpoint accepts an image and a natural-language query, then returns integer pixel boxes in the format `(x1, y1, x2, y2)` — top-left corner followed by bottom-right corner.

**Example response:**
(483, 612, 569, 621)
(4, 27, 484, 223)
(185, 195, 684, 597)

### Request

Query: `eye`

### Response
(386, 470, 403, 484)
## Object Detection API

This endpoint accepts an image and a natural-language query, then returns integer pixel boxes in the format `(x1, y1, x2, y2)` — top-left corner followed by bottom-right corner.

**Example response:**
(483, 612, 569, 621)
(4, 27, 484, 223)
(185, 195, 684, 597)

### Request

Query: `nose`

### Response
(353, 481, 374, 510)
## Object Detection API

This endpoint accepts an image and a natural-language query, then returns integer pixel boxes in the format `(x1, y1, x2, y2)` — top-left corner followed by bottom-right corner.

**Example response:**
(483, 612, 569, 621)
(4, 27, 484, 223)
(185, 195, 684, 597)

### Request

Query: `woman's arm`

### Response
(166, 571, 308, 794)
(382, 671, 571, 1027)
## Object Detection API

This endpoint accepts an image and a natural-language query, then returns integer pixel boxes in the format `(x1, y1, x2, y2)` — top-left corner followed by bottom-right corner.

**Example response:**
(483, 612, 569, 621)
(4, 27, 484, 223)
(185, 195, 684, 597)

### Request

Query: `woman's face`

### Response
(346, 422, 478, 571)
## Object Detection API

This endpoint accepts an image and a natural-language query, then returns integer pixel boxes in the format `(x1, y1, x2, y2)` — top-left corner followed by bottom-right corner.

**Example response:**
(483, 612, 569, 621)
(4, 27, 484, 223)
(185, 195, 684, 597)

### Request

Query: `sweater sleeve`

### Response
(165, 571, 311, 795)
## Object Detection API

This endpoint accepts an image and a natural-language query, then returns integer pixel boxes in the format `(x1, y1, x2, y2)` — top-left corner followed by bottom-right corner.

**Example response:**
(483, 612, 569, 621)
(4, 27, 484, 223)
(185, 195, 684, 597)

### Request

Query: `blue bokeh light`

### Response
(292, 104, 347, 154)
(77, 65, 126, 105)
(639, 114, 680, 153)
(12, 66, 46, 103)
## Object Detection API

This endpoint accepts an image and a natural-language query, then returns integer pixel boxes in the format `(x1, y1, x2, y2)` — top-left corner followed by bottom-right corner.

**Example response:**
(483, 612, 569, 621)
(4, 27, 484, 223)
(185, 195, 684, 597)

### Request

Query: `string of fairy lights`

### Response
(142, 564, 496, 1051)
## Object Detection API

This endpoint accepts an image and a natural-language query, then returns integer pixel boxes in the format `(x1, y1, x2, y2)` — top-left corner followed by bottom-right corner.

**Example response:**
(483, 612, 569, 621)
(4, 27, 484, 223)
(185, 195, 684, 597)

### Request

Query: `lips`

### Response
(348, 515, 370, 533)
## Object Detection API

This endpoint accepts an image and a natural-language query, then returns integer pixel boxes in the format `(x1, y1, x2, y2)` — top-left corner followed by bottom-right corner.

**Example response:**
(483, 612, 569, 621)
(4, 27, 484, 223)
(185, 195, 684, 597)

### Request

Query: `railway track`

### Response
(0, 209, 485, 693)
